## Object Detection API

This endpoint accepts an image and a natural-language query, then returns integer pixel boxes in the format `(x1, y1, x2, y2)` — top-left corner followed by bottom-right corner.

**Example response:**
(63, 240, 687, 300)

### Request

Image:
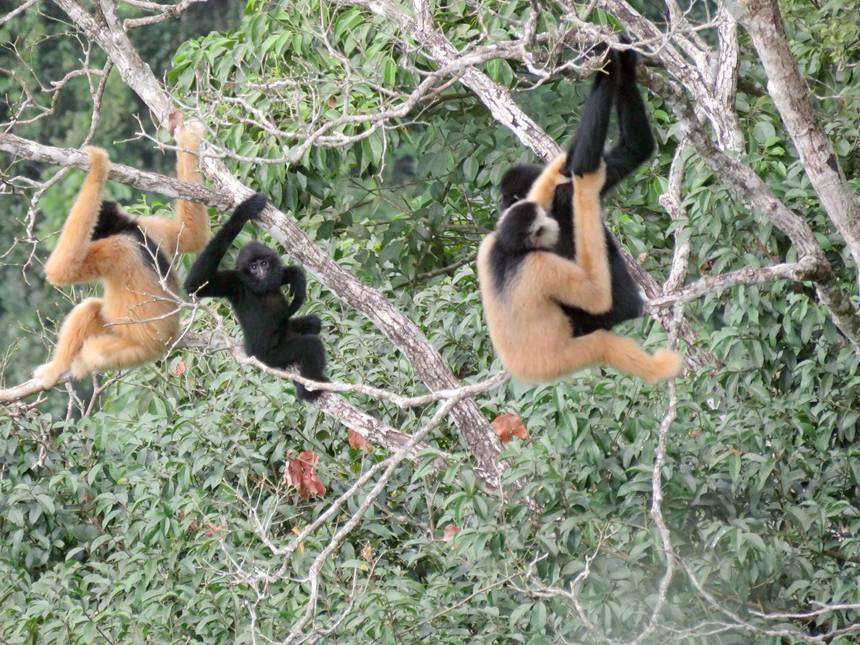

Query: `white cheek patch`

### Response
(530, 209, 560, 248)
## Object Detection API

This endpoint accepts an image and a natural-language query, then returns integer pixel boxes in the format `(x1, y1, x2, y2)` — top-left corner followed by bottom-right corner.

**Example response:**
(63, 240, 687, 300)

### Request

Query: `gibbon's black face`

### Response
(236, 242, 284, 294)
(496, 201, 559, 253)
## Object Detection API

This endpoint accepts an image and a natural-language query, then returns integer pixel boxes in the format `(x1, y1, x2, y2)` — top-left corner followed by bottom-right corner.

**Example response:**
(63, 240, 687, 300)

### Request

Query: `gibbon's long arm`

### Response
(602, 48, 655, 194)
(525, 153, 570, 209)
(566, 54, 617, 178)
(531, 164, 612, 314)
(564, 47, 653, 194)
(138, 121, 209, 254)
(281, 266, 307, 319)
(184, 193, 266, 299)
(44, 147, 116, 285)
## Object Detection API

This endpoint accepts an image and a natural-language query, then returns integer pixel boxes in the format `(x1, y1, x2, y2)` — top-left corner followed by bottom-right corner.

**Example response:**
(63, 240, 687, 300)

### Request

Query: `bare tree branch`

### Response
(0, 132, 230, 207)
(0, 0, 40, 26)
(121, 0, 206, 29)
(740, 0, 860, 290)
(648, 258, 819, 309)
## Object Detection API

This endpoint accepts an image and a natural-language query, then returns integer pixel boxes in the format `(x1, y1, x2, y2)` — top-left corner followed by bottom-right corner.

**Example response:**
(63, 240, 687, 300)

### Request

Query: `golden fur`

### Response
(33, 123, 209, 387)
(477, 153, 682, 383)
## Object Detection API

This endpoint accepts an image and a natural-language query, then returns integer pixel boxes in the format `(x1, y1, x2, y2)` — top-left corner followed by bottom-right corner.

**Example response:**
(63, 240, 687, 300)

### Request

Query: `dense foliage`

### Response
(1, 1, 859, 643)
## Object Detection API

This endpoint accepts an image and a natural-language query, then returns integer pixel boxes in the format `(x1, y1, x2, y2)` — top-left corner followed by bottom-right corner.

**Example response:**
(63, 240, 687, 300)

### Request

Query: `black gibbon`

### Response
(477, 155, 682, 383)
(499, 45, 653, 336)
(33, 120, 209, 388)
(184, 194, 327, 402)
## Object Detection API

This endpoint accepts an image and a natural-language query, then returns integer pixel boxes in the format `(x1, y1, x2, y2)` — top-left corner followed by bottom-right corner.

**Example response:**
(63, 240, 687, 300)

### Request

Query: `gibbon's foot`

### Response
(84, 146, 110, 179)
(33, 362, 66, 389)
(647, 349, 684, 383)
(295, 376, 329, 403)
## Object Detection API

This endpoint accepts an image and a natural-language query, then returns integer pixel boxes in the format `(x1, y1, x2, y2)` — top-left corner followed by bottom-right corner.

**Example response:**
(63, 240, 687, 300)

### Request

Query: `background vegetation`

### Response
(1, 0, 859, 642)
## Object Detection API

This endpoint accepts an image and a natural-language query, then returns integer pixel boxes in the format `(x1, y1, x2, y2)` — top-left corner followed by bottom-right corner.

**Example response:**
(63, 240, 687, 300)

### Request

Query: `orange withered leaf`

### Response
(491, 413, 529, 444)
(347, 429, 373, 453)
(204, 522, 225, 537)
(173, 361, 186, 377)
(442, 524, 460, 541)
(284, 451, 327, 499)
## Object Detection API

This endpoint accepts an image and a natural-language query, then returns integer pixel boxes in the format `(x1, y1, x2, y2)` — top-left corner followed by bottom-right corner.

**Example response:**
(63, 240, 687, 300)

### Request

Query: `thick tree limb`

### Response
(50, 0, 508, 489)
(739, 0, 860, 290)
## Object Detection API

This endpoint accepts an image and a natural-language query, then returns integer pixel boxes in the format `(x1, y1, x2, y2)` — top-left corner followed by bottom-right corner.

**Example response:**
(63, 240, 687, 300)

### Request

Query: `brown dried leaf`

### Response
(491, 413, 529, 444)
(284, 451, 327, 499)
(173, 361, 186, 377)
(204, 522, 225, 537)
(442, 524, 460, 541)
(347, 429, 373, 453)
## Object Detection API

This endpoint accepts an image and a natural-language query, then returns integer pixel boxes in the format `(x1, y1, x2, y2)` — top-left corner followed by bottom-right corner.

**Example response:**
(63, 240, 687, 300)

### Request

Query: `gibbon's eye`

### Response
(260, 259, 268, 268)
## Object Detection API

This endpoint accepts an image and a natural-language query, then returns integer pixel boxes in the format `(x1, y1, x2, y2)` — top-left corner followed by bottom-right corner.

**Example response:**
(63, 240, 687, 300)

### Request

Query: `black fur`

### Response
(499, 44, 654, 336)
(489, 202, 542, 293)
(184, 194, 327, 402)
(93, 201, 171, 278)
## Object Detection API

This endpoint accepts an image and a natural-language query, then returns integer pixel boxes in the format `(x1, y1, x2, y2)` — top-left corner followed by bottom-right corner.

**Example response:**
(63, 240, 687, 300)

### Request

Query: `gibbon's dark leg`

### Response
(184, 193, 266, 297)
(566, 52, 618, 177)
(269, 335, 327, 401)
(601, 47, 655, 194)
(289, 315, 322, 335)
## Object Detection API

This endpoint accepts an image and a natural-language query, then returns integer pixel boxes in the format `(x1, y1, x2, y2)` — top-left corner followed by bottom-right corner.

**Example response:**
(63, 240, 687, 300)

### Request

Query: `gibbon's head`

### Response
(496, 200, 559, 253)
(499, 164, 542, 209)
(93, 201, 135, 240)
(236, 241, 284, 294)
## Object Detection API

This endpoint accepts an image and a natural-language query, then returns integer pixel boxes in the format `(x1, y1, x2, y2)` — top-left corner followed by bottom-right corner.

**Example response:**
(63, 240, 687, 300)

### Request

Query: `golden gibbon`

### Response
(33, 118, 210, 388)
(477, 154, 682, 383)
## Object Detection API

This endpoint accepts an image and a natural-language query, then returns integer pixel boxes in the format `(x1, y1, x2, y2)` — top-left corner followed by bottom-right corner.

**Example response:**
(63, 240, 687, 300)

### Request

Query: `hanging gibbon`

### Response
(184, 194, 327, 402)
(33, 118, 210, 388)
(499, 44, 652, 336)
(477, 156, 682, 383)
